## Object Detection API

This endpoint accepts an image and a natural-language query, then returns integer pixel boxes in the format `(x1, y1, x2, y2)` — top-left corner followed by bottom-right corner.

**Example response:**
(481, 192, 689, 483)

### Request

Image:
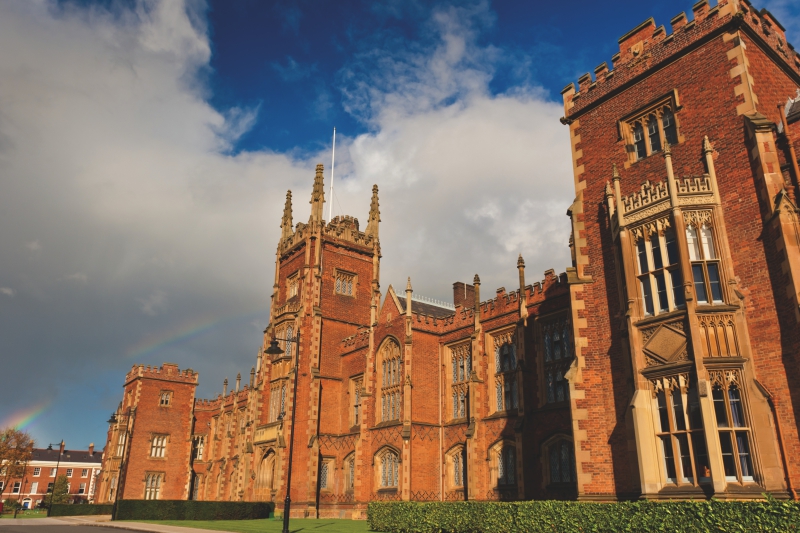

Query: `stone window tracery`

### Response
(623, 96, 681, 162)
(493, 332, 518, 412)
(150, 435, 167, 458)
(493, 442, 516, 488)
(319, 458, 333, 490)
(447, 446, 466, 489)
(710, 370, 755, 484)
(450, 343, 470, 419)
(159, 391, 172, 407)
(544, 438, 576, 485)
(650, 374, 710, 486)
(335, 271, 355, 296)
(684, 213, 724, 305)
(351, 377, 363, 426)
(345, 454, 355, 492)
(633, 220, 684, 316)
(377, 449, 399, 489)
(268, 381, 287, 423)
(144, 472, 163, 500)
(380, 340, 402, 422)
(287, 272, 299, 299)
(542, 318, 571, 404)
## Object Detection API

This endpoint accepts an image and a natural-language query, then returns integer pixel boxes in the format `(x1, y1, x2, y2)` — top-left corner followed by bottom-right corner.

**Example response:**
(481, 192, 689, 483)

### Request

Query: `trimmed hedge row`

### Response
(367, 499, 800, 533)
(114, 500, 274, 521)
(49, 504, 114, 517)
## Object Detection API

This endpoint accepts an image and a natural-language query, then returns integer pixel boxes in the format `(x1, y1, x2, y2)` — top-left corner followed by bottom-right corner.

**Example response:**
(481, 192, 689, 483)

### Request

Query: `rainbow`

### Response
(1, 401, 50, 431)
(125, 308, 269, 361)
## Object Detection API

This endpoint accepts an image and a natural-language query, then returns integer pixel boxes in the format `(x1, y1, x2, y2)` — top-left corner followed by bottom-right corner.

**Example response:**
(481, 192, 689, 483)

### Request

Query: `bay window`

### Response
(686, 222, 723, 304)
(636, 227, 684, 316)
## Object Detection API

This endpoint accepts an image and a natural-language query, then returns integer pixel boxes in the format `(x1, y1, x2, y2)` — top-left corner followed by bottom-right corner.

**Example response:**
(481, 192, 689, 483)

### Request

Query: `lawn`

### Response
(0, 509, 49, 519)
(136, 518, 375, 533)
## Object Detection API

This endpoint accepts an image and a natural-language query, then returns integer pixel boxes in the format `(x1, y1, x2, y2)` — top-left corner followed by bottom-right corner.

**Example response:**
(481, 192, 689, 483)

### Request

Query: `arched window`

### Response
(495, 444, 516, 487)
(542, 318, 571, 404)
(285, 325, 293, 358)
(450, 343, 470, 419)
(710, 370, 754, 484)
(493, 332, 517, 412)
(379, 340, 402, 422)
(378, 449, 399, 488)
(545, 439, 576, 485)
(448, 446, 466, 489)
(345, 454, 356, 492)
(686, 221, 723, 305)
(661, 107, 678, 145)
(647, 114, 661, 154)
(633, 122, 646, 160)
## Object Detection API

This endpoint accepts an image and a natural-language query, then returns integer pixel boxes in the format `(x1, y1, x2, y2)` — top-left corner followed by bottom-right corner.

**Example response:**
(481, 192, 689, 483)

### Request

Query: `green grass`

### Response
(0, 509, 49, 519)
(134, 518, 375, 533)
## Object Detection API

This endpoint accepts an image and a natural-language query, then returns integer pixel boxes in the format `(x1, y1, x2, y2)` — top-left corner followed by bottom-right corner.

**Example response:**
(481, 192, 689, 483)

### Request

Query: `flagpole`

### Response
(329, 127, 336, 221)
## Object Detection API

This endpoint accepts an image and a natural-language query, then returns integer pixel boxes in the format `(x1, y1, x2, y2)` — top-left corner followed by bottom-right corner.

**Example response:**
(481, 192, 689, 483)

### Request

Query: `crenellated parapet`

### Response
(561, 0, 800, 120)
(125, 362, 198, 384)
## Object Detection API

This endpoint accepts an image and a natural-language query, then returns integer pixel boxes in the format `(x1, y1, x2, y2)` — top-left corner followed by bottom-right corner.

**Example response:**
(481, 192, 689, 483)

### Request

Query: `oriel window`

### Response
(686, 220, 723, 305)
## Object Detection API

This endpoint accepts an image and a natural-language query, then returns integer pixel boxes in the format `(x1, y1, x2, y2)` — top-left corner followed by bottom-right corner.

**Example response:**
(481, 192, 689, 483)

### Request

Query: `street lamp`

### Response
(45, 441, 64, 516)
(264, 331, 300, 533)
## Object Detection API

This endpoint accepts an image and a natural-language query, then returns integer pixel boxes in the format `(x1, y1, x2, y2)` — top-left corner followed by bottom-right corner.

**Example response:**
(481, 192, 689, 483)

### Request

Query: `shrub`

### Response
(49, 504, 113, 517)
(367, 498, 800, 533)
(114, 500, 275, 521)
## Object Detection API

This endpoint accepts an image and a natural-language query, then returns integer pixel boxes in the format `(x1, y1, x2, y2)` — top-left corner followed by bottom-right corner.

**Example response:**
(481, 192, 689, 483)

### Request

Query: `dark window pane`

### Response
(719, 432, 737, 480)
(657, 391, 670, 433)
(671, 389, 686, 431)
(736, 432, 754, 480)
(665, 230, 679, 265)
(662, 109, 678, 145)
(648, 115, 662, 153)
(687, 386, 703, 430)
(693, 264, 708, 303)
(661, 436, 676, 481)
(713, 386, 729, 427)
(641, 278, 654, 315)
(692, 432, 711, 481)
(633, 123, 647, 160)
(549, 446, 560, 483)
(637, 239, 649, 273)
(654, 272, 668, 312)
(708, 263, 723, 302)
(676, 434, 693, 482)
(728, 386, 745, 428)
(651, 235, 663, 270)
(670, 268, 685, 307)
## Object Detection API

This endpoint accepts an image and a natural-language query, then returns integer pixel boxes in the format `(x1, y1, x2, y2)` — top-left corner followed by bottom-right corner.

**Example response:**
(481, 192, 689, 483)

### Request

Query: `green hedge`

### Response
(49, 504, 114, 517)
(114, 500, 274, 521)
(367, 499, 800, 533)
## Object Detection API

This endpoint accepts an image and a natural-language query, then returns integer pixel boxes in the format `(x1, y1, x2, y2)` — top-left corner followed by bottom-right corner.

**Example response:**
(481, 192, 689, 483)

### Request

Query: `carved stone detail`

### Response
(630, 216, 672, 243)
(683, 210, 713, 229)
(678, 195, 715, 206)
(676, 175, 713, 194)
(650, 373, 690, 396)
(621, 180, 669, 214)
(624, 200, 671, 226)
(641, 323, 690, 367)
(709, 369, 741, 389)
(697, 314, 739, 357)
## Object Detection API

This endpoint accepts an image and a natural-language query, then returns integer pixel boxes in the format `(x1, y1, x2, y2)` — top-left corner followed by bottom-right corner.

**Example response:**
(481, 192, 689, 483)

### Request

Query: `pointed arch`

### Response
(377, 337, 403, 423)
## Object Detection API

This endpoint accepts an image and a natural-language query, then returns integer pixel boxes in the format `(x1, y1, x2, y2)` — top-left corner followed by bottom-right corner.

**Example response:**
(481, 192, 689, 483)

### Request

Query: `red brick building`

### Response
(1, 443, 103, 508)
(97, 0, 800, 517)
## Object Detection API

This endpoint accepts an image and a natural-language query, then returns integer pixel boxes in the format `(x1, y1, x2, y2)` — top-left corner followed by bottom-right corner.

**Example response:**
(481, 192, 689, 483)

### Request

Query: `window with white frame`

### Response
(144, 473, 163, 500)
(0, 481, 4, 491)
(542, 318, 571, 404)
(450, 343, 470, 419)
(634, 222, 684, 316)
(81, 469, 88, 478)
(335, 271, 355, 296)
(287, 272, 299, 299)
(319, 458, 333, 490)
(651, 374, 710, 486)
(78, 483, 86, 494)
(496, 444, 516, 487)
(30, 482, 38, 494)
(685, 214, 723, 305)
(50, 468, 57, 477)
(12, 481, 20, 494)
(269, 381, 287, 423)
(159, 391, 172, 407)
(33, 467, 40, 477)
(380, 340, 402, 422)
(150, 435, 167, 458)
(192, 435, 205, 460)
(378, 450, 399, 489)
(46, 483, 54, 493)
(116, 433, 126, 457)
(66, 469, 73, 477)
(493, 332, 518, 412)
(710, 370, 755, 484)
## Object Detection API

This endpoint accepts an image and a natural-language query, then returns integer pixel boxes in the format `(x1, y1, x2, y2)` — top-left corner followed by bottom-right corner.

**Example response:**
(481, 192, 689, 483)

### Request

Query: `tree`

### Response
(49, 475, 70, 505)
(0, 427, 34, 502)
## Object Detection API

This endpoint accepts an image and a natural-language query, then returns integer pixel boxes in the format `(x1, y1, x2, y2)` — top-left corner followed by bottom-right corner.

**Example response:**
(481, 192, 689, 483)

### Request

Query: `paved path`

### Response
(0, 516, 233, 533)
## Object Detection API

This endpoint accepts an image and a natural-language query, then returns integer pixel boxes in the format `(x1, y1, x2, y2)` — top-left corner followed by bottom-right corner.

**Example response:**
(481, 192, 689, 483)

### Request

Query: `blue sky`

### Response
(0, 0, 798, 449)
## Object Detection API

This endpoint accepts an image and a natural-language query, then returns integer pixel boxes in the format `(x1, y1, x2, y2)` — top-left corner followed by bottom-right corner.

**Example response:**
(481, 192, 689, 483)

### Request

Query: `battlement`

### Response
(562, 0, 800, 118)
(125, 362, 198, 384)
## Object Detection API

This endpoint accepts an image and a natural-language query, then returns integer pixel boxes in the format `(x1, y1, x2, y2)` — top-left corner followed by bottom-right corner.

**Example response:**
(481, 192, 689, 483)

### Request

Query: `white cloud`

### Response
(0, 0, 572, 431)
(25, 241, 42, 252)
(0, 287, 15, 297)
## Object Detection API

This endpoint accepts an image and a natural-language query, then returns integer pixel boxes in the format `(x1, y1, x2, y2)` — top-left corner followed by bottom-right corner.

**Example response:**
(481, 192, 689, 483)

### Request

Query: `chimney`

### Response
(453, 282, 475, 309)
(88, 443, 94, 455)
